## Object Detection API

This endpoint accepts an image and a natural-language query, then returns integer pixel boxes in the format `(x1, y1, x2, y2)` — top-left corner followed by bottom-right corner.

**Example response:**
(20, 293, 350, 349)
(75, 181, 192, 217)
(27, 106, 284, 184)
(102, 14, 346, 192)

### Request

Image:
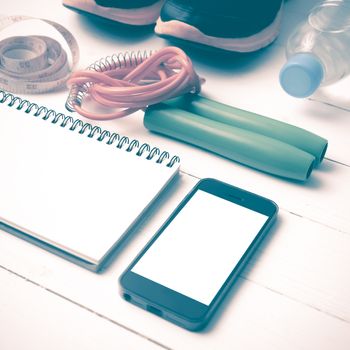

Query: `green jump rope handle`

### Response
(163, 95, 328, 164)
(144, 104, 315, 181)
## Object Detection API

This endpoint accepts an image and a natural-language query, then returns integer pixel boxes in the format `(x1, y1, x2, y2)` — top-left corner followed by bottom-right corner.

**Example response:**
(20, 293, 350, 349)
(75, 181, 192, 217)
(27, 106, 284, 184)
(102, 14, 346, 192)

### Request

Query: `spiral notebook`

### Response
(0, 90, 180, 271)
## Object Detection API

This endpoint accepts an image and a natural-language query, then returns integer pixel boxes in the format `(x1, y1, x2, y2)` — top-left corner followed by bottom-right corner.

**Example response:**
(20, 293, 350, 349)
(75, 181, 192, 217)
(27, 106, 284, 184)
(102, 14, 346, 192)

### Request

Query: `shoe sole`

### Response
(62, 0, 164, 25)
(155, 4, 283, 52)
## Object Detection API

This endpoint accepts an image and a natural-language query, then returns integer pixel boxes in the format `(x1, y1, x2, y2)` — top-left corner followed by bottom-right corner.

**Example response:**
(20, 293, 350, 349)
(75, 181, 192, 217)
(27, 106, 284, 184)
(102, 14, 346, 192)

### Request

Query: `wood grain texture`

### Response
(0, 268, 169, 350)
(1, 0, 349, 349)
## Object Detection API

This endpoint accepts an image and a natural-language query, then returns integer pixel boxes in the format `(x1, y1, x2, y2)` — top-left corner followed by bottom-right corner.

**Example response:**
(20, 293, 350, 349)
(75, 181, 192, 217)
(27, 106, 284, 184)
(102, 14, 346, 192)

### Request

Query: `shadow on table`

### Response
(74, 11, 155, 43)
(160, 35, 280, 76)
(97, 172, 189, 273)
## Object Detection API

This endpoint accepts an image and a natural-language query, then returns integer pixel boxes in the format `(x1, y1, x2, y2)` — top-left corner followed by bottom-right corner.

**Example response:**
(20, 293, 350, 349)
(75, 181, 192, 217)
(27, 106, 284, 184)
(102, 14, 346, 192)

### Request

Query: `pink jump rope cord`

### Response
(67, 46, 203, 120)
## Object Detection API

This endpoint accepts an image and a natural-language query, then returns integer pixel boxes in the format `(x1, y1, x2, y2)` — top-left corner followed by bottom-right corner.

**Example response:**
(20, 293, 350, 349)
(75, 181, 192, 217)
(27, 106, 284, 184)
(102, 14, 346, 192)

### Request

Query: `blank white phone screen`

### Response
(132, 189, 269, 306)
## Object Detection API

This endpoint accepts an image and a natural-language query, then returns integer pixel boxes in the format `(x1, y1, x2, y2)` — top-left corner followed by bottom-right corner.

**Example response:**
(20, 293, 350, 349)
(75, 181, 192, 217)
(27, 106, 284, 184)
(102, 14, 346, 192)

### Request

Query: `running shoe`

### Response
(155, 0, 284, 52)
(63, 0, 165, 25)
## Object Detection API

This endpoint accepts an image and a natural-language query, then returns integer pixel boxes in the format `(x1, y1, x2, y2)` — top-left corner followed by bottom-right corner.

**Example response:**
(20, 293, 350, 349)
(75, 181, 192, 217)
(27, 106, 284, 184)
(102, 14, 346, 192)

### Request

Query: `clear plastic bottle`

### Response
(280, 0, 350, 98)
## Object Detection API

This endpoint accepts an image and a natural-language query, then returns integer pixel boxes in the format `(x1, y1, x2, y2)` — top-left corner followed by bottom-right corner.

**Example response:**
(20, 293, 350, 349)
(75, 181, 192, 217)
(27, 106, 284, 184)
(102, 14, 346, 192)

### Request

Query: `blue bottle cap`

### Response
(279, 53, 324, 98)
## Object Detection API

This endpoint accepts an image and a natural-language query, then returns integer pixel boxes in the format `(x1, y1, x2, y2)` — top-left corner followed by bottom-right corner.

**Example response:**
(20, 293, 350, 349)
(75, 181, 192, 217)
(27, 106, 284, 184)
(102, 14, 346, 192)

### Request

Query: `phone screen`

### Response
(131, 189, 269, 306)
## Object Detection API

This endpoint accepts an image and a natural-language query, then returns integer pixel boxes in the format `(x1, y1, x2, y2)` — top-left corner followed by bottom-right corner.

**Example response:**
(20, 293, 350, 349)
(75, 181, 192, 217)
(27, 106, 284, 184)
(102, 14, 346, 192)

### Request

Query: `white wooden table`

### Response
(1, 1, 349, 349)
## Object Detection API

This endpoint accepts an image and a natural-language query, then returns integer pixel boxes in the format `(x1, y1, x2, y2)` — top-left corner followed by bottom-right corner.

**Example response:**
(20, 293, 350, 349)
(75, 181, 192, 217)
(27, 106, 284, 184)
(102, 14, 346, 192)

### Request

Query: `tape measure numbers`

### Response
(0, 15, 79, 94)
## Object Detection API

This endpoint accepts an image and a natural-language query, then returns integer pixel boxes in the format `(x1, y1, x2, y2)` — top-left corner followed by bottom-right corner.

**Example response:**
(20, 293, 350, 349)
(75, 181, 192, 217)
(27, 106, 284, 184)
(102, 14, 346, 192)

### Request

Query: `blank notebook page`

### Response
(0, 103, 179, 265)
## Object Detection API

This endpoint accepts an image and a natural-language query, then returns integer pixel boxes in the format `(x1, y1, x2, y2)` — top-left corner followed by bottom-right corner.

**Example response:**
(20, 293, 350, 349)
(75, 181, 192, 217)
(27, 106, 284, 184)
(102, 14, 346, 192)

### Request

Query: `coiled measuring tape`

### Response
(0, 15, 79, 94)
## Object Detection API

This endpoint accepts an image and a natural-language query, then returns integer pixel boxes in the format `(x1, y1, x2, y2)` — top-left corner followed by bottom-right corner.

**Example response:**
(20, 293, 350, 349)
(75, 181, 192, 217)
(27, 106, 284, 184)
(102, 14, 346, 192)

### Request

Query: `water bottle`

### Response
(279, 0, 350, 98)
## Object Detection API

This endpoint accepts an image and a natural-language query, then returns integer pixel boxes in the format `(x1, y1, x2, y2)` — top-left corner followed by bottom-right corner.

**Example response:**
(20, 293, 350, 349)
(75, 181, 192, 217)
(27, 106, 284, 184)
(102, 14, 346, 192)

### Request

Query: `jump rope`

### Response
(0, 15, 327, 181)
(66, 46, 203, 120)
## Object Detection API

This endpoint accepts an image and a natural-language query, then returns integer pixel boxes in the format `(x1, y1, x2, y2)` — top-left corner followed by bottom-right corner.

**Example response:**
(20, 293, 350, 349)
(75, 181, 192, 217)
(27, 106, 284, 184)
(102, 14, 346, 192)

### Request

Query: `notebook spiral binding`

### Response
(0, 89, 180, 168)
(65, 50, 152, 113)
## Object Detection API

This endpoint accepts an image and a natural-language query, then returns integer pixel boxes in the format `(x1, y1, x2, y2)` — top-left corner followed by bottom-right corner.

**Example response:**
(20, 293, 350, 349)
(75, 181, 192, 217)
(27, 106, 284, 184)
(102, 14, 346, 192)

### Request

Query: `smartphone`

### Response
(119, 178, 278, 331)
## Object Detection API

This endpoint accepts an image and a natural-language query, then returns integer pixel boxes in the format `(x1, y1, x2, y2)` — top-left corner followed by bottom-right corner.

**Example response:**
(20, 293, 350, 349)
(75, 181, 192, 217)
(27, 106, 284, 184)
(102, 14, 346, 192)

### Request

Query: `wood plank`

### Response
(1, 1, 349, 350)
(0, 268, 168, 350)
(1, 261, 349, 350)
(0, 173, 349, 349)
(242, 212, 350, 323)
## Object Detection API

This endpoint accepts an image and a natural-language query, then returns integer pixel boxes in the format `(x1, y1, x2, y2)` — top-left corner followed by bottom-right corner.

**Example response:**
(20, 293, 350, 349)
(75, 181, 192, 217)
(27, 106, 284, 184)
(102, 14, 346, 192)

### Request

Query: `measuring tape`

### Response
(0, 15, 79, 94)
